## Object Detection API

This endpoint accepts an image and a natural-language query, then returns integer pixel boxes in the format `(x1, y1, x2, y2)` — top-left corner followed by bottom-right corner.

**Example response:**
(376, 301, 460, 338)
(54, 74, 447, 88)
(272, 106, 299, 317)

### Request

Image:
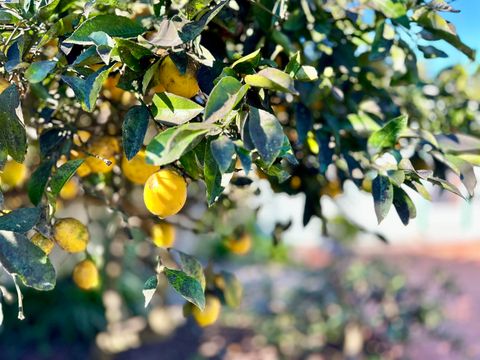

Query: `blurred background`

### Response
(1, 1, 480, 359)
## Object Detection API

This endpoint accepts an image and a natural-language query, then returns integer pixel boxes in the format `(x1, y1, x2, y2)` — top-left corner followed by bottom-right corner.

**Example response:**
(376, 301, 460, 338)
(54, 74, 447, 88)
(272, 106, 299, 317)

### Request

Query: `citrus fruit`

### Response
(71, 150, 92, 177)
(85, 136, 120, 173)
(192, 295, 221, 327)
(143, 169, 187, 218)
(0, 78, 10, 93)
(122, 150, 159, 185)
(73, 130, 92, 147)
(53, 218, 89, 253)
(73, 259, 99, 290)
(30, 233, 55, 255)
(59, 178, 79, 200)
(103, 73, 135, 105)
(0, 160, 27, 188)
(226, 233, 252, 255)
(151, 222, 175, 247)
(156, 56, 199, 98)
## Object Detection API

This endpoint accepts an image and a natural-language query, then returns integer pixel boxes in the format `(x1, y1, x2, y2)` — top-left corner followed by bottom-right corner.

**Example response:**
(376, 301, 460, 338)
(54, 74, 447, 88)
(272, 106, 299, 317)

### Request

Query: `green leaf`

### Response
(25, 60, 57, 84)
(245, 68, 298, 95)
(285, 51, 318, 81)
(0, 231, 56, 290)
(235, 145, 252, 175)
(112, 38, 152, 72)
(210, 135, 235, 174)
(143, 275, 158, 308)
(171, 249, 206, 291)
(418, 45, 448, 59)
(49, 159, 84, 197)
(204, 76, 248, 123)
(368, 115, 408, 154)
(65, 15, 144, 45)
(372, 174, 393, 224)
(204, 140, 224, 205)
(231, 49, 261, 74)
(369, 0, 407, 18)
(61, 65, 113, 112)
(28, 159, 55, 206)
(392, 186, 416, 225)
(0, 207, 41, 233)
(219, 271, 243, 308)
(152, 92, 203, 126)
(414, 8, 476, 60)
(0, 85, 27, 163)
(347, 113, 381, 134)
(142, 60, 161, 94)
(122, 105, 151, 160)
(428, 176, 466, 199)
(248, 107, 285, 165)
(164, 268, 205, 311)
(146, 123, 213, 166)
(179, 1, 229, 43)
(443, 154, 477, 197)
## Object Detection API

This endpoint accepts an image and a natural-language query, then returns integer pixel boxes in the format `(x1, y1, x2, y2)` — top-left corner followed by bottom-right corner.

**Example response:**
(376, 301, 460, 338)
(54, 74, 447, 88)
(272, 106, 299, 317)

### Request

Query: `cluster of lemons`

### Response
(0, 56, 241, 326)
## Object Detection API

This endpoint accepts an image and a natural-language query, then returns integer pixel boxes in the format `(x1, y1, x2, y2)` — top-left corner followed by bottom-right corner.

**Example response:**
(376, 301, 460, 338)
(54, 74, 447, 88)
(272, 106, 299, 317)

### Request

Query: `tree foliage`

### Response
(0, 0, 478, 321)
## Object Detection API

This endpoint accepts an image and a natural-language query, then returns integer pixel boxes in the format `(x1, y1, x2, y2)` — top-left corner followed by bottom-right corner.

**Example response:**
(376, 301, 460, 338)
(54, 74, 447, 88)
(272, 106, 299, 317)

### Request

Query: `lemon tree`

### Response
(0, 0, 478, 326)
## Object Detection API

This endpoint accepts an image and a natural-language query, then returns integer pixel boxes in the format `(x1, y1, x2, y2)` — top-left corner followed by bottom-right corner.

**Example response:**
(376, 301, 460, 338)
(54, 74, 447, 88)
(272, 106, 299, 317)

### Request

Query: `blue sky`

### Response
(424, 0, 480, 74)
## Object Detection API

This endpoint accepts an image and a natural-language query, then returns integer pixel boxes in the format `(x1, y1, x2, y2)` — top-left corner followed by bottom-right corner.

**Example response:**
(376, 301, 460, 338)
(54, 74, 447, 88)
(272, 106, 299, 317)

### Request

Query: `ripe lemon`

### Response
(103, 73, 135, 105)
(85, 136, 120, 173)
(53, 218, 89, 253)
(226, 233, 252, 255)
(156, 56, 199, 98)
(71, 150, 92, 177)
(59, 178, 79, 200)
(73, 259, 99, 290)
(73, 130, 92, 147)
(143, 169, 187, 218)
(30, 233, 55, 255)
(192, 295, 221, 327)
(0, 160, 27, 188)
(122, 150, 159, 185)
(151, 222, 175, 247)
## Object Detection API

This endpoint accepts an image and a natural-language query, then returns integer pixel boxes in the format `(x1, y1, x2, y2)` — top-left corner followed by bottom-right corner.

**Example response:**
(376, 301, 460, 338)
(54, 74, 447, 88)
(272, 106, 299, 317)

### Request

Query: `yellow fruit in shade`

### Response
(290, 175, 302, 190)
(226, 233, 252, 255)
(143, 169, 187, 218)
(73, 130, 92, 147)
(361, 177, 372, 192)
(192, 295, 221, 327)
(85, 136, 119, 173)
(70, 150, 92, 177)
(320, 180, 342, 198)
(122, 150, 159, 185)
(73, 259, 99, 290)
(30, 233, 55, 255)
(0, 160, 27, 188)
(156, 56, 199, 98)
(59, 178, 79, 200)
(103, 73, 135, 105)
(0, 78, 10, 93)
(53, 218, 89, 253)
(151, 222, 175, 247)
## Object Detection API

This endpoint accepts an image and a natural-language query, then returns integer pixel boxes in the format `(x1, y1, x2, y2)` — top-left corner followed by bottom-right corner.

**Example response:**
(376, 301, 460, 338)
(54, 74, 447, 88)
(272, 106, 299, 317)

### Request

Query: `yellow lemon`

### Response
(290, 175, 302, 190)
(59, 178, 79, 200)
(320, 180, 342, 198)
(122, 150, 159, 185)
(73, 130, 92, 147)
(53, 218, 89, 253)
(226, 233, 252, 255)
(143, 169, 187, 218)
(30, 233, 55, 255)
(192, 295, 221, 327)
(73, 259, 99, 290)
(151, 222, 175, 247)
(1, 160, 27, 188)
(85, 136, 120, 173)
(156, 56, 199, 98)
(70, 150, 92, 177)
(0, 78, 10, 93)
